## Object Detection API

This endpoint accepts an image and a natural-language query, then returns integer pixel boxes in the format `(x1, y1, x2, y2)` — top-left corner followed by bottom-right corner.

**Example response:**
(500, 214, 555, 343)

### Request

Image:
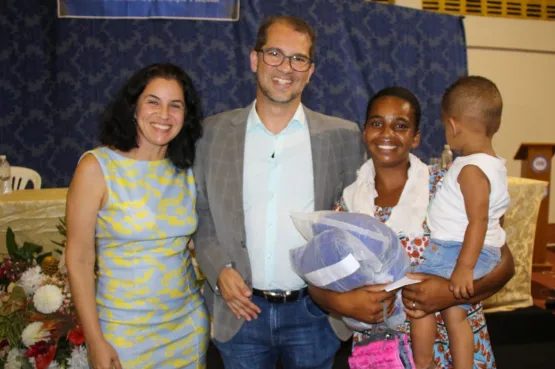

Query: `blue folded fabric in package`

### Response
(290, 212, 410, 331)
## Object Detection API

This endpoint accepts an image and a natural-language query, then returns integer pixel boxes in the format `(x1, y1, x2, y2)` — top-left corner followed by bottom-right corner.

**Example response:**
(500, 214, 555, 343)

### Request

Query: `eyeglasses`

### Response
(256, 48, 313, 72)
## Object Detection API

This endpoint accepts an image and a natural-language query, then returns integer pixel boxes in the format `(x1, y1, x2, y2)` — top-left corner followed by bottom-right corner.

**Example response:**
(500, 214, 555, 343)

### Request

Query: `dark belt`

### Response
(252, 287, 309, 303)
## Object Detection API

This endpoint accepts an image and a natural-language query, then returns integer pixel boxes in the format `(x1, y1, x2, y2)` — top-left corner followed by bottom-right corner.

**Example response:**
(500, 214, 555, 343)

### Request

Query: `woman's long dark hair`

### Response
(99, 63, 202, 169)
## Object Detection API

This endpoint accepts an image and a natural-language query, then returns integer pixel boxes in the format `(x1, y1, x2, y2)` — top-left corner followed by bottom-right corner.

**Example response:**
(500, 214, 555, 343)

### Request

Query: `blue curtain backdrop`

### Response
(0, 0, 467, 188)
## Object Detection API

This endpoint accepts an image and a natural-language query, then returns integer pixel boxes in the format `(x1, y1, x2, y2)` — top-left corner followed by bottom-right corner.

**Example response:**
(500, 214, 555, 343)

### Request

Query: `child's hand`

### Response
(449, 266, 474, 299)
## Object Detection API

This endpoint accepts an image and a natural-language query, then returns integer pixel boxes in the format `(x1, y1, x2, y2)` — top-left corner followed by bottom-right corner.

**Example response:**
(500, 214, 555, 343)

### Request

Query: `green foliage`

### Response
(54, 333, 71, 364)
(17, 242, 43, 262)
(0, 286, 28, 346)
(51, 217, 67, 254)
(6, 227, 17, 257)
(5, 218, 66, 265)
(4, 218, 69, 264)
(56, 217, 67, 238)
(5, 227, 45, 264)
(21, 357, 35, 369)
(1, 285, 26, 315)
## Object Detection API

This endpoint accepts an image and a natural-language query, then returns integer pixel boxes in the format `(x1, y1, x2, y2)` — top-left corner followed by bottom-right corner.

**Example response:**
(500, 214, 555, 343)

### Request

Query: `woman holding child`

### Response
(309, 83, 514, 369)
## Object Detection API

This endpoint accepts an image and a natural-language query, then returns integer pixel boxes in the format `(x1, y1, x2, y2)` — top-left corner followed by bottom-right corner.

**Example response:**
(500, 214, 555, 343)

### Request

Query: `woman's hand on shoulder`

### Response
(87, 338, 122, 369)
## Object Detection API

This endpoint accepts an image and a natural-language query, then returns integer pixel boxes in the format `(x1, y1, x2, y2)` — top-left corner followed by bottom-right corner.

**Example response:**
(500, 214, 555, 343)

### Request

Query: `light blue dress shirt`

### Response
(243, 101, 314, 291)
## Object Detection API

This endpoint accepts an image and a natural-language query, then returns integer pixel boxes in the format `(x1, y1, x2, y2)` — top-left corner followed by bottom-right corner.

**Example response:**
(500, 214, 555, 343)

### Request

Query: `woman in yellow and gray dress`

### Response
(66, 63, 209, 369)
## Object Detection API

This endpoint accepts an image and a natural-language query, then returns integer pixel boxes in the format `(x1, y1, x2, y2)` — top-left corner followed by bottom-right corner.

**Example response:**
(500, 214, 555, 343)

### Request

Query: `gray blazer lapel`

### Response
(306, 108, 331, 211)
(229, 105, 251, 241)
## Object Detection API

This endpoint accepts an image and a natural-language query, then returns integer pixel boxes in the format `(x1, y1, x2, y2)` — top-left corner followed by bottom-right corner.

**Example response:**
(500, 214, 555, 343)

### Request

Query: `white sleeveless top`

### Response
(427, 153, 510, 247)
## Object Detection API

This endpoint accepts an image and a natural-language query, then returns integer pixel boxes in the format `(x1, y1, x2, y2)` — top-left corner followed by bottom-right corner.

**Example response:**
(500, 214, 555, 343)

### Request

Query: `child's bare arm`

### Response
(452, 165, 490, 299)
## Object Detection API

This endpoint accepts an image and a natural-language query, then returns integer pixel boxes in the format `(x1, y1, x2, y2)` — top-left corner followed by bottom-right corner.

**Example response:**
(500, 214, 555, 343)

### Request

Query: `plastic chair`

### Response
(11, 166, 42, 190)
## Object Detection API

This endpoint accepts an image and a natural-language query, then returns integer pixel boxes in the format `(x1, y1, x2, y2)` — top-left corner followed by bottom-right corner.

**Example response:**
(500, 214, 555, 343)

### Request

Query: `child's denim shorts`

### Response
(414, 238, 501, 310)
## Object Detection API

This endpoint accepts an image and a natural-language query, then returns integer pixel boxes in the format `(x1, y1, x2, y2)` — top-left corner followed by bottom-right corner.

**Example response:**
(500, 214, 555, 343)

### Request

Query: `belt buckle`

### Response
(263, 290, 290, 303)
(282, 290, 291, 303)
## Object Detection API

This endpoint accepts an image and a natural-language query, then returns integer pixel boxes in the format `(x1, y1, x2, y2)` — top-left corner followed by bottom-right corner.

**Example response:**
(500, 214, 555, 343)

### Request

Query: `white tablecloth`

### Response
(0, 188, 68, 255)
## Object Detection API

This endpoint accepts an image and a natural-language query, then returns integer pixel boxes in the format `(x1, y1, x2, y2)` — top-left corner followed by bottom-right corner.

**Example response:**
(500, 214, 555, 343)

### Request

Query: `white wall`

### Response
(464, 17, 555, 223)
(396, 1, 555, 222)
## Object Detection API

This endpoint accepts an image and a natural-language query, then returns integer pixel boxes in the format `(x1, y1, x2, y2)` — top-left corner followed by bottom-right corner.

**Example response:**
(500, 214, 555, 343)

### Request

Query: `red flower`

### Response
(25, 341, 49, 358)
(414, 238, 422, 246)
(67, 325, 85, 345)
(25, 341, 57, 369)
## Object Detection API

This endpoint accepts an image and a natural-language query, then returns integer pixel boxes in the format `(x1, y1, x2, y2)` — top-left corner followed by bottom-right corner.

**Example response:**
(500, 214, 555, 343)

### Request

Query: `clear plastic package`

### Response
(290, 211, 409, 331)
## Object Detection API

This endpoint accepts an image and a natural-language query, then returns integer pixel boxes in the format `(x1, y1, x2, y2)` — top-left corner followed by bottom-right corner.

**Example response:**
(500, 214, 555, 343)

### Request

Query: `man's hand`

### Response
(339, 284, 397, 324)
(449, 266, 474, 299)
(217, 267, 261, 321)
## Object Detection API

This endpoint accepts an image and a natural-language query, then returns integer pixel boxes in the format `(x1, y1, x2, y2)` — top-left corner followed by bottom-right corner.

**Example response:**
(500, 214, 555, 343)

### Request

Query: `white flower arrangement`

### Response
(46, 360, 62, 369)
(48, 361, 62, 369)
(18, 266, 45, 297)
(1, 221, 85, 369)
(5, 348, 23, 369)
(21, 322, 49, 348)
(28, 357, 62, 369)
(33, 285, 63, 314)
(67, 345, 89, 369)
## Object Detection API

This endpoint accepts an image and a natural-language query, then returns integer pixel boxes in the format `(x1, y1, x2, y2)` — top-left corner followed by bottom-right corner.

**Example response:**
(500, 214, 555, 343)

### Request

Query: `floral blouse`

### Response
(334, 166, 496, 369)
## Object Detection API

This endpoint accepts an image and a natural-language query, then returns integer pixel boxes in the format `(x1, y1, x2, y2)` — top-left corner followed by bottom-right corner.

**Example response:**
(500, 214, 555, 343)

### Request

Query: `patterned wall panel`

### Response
(0, 0, 467, 187)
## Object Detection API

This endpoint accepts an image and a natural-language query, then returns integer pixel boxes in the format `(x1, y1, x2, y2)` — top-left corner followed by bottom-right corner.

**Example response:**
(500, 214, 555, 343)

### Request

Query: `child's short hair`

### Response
(442, 76, 503, 136)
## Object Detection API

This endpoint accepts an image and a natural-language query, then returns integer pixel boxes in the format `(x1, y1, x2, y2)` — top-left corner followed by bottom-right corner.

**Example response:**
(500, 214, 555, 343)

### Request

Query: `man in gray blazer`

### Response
(194, 15, 364, 368)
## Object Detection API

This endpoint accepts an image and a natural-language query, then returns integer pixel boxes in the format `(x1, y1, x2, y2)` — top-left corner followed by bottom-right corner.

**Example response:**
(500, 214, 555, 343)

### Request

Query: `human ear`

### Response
(250, 51, 259, 73)
(306, 62, 315, 83)
(411, 130, 421, 149)
(449, 117, 460, 136)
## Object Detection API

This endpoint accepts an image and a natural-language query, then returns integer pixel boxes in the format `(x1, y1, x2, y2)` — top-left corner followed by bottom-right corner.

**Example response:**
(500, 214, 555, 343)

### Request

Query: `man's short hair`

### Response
(442, 76, 503, 136)
(254, 15, 316, 59)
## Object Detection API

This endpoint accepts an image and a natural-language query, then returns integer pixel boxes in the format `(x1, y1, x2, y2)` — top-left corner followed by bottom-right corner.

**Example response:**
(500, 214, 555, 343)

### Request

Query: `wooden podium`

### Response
(514, 143, 555, 271)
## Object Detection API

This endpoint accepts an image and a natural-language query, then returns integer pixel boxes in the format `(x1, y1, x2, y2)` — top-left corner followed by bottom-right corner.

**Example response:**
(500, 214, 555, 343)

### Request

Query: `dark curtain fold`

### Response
(0, 0, 467, 187)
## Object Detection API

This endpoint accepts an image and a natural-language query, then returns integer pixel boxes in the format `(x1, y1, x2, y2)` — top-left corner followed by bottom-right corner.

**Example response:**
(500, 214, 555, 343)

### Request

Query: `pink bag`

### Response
(348, 302, 416, 369)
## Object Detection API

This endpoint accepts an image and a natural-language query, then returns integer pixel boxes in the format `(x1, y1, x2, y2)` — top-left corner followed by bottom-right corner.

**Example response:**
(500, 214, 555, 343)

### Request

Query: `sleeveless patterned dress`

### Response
(336, 167, 496, 369)
(89, 147, 209, 369)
